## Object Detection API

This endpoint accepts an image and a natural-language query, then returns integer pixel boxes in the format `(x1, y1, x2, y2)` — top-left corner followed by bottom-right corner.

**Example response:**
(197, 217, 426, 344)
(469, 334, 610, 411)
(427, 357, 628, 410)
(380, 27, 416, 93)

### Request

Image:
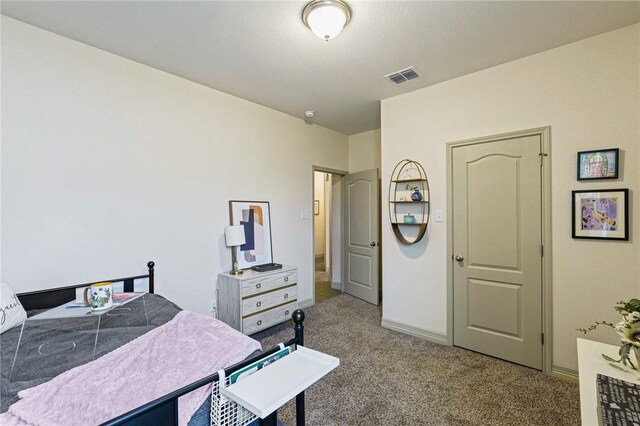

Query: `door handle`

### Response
(370, 242, 378, 247)
(455, 255, 464, 262)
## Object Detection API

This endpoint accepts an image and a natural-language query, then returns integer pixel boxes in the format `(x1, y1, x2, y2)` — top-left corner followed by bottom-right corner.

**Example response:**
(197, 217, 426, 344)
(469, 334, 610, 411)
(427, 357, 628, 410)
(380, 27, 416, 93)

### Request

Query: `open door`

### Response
(344, 169, 380, 305)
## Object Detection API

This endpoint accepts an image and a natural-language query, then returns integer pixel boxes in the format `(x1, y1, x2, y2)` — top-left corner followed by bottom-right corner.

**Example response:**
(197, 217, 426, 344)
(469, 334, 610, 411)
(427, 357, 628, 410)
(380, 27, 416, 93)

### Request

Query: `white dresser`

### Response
(217, 265, 298, 335)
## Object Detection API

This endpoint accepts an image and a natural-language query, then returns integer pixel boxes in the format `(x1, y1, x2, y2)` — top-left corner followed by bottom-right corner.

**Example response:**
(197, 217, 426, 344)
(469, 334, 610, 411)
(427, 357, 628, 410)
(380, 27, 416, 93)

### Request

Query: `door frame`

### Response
(445, 126, 553, 374)
(312, 166, 348, 306)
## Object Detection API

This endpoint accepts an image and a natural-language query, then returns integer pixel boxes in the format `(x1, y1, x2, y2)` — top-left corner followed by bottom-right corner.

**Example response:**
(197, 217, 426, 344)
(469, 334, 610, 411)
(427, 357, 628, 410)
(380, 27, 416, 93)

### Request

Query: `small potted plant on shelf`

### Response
(578, 298, 640, 371)
(406, 184, 422, 202)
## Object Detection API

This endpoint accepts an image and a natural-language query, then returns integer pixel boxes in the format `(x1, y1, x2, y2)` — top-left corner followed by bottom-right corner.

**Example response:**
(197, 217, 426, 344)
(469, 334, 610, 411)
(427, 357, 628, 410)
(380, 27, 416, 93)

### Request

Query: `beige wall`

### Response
(314, 172, 326, 256)
(381, 24, 640, 371)
(349, 129, 381, 173)
(1, 17, 348, 313)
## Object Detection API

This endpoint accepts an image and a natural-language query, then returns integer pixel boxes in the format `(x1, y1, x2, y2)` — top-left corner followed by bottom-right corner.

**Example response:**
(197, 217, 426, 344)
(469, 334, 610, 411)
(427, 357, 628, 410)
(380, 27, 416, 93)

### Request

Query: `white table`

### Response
(577, 338, 640, 425)
(221, 345, 339, 419)
(27, 293, 144, 320)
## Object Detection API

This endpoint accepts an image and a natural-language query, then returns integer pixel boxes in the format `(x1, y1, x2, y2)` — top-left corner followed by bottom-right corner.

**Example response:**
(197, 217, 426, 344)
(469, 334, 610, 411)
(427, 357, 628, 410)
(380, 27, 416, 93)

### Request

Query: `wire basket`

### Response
(210, 370, 257, 426)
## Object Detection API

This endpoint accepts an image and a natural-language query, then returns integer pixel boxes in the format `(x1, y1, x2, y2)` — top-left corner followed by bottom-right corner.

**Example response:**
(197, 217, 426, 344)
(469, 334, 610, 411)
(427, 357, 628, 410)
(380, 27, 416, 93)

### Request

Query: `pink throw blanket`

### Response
(1, 311, 261, 426)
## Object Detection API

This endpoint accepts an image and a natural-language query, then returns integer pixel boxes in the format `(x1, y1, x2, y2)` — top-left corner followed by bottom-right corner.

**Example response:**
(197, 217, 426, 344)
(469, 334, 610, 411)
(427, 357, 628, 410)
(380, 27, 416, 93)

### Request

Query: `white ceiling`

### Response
(2, 1, 639, 135)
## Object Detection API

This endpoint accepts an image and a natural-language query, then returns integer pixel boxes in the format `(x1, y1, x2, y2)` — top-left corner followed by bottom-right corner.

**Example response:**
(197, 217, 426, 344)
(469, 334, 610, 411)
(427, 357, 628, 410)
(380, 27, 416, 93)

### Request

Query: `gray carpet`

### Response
(253, 294, 580, 426)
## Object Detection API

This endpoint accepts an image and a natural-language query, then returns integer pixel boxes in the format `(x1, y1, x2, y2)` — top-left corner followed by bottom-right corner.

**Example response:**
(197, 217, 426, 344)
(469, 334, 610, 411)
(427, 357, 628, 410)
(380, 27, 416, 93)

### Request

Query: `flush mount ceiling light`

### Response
(302, 0, 351, 41)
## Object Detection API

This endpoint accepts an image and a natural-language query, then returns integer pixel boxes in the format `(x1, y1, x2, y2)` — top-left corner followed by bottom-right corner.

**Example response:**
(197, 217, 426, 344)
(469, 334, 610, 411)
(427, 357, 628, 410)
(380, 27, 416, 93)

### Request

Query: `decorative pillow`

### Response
(1, 282, 27, 334)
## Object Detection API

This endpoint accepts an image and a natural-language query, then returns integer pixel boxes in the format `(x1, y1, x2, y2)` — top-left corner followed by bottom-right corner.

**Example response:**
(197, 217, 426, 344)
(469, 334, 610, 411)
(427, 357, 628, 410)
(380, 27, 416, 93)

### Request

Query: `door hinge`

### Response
(541, 245, 544, 257)
(539, 152, 548, 167)
(541, 333, 545, 345)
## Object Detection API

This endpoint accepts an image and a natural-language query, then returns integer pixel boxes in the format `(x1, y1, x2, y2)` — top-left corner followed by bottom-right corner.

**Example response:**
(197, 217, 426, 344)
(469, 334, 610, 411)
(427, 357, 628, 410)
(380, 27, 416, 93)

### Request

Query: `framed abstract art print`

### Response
(229, 200, 274, 269)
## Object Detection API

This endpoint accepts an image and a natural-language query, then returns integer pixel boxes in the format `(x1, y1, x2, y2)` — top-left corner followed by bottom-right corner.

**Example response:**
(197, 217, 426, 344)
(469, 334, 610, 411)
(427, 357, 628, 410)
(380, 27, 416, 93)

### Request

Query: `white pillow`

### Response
(1, 282, 27, 334)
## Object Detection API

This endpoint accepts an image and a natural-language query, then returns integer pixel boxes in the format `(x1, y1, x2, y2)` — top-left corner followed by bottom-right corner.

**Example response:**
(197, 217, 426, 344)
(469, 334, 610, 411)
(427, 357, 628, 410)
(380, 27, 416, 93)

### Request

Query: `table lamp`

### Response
(225, 225, 246, 275)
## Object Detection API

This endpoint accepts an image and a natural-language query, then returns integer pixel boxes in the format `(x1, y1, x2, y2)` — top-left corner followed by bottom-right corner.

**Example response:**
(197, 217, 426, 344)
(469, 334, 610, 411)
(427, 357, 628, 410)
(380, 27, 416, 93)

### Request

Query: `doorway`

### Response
(447, 127, 552, 372)
(313, 166, 381, 306)
(314, 170, 343, 304)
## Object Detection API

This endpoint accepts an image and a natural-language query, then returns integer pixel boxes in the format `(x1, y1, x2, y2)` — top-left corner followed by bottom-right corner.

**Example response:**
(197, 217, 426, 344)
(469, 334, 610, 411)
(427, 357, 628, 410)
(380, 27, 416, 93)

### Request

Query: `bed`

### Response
(0, 262, 306, 426)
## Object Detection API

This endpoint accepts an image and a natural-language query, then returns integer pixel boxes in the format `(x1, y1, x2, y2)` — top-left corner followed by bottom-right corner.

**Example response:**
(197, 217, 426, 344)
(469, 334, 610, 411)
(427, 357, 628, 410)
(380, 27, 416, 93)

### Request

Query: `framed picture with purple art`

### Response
(229, 200, 274, 269)
(572, 189, 628, 240)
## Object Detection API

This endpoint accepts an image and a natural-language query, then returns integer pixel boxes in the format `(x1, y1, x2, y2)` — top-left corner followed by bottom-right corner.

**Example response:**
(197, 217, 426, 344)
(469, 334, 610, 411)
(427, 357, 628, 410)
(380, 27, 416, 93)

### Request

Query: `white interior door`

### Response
(344, 169, 380, 305)
(452, 135, 543, 369)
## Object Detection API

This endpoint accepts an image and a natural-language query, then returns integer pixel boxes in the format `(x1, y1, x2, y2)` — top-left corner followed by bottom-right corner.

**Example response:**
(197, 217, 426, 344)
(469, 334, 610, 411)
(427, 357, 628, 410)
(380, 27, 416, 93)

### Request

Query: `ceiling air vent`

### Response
(385, 67, 421, 85)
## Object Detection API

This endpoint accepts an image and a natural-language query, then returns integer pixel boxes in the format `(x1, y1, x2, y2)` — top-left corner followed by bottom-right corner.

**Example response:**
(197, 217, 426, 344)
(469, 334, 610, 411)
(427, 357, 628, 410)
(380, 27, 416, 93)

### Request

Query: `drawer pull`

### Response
(285, 310, 290, 316)
(256, 301, 262, 308)
(284, 294, 289, 299)
(257, 320, 262, 326)
(284, 277, 289, 282)
(256, 283, 261, 289)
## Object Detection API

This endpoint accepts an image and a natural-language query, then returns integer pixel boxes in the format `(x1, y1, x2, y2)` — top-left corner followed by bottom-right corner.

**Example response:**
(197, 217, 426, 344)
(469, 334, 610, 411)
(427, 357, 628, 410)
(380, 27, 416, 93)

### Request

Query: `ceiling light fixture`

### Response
(305, 110, 316, 118)
(302, 0, 351, 41)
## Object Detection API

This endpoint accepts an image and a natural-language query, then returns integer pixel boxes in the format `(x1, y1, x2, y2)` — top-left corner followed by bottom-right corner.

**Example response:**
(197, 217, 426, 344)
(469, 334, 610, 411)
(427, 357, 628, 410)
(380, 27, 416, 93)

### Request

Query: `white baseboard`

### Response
(381, 318, 448, 345)
(331, 281, 342, 291)
(298, 298, 314, 309)
(551, 364, 579, 383)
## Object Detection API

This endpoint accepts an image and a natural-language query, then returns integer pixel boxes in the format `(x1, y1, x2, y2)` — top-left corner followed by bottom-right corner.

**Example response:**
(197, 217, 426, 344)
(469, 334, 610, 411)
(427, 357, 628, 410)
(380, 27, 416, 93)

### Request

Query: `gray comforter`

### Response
(0, 294, 181, 413)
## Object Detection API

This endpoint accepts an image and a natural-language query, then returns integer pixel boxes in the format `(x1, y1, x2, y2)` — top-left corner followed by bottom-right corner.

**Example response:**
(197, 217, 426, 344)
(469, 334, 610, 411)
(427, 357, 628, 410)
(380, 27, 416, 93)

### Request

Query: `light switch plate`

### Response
(435, 209, 444, 222)
(301, 210, 309, 220)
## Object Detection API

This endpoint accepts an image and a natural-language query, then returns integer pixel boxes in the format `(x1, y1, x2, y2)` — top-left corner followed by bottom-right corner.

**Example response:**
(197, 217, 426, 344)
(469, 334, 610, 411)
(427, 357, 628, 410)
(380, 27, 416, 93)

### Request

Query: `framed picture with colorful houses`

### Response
(577, 148, 619, 180)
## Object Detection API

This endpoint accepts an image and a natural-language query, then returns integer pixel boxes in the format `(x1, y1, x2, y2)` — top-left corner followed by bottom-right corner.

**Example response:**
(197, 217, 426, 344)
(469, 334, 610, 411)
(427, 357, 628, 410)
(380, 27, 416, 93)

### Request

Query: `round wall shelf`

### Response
(388, 159, 430, 245)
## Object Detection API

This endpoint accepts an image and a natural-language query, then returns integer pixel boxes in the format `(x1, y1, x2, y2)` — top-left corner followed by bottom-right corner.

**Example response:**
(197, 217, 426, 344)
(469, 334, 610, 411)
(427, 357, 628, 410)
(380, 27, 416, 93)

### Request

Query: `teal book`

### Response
(229, 346, 292, 384)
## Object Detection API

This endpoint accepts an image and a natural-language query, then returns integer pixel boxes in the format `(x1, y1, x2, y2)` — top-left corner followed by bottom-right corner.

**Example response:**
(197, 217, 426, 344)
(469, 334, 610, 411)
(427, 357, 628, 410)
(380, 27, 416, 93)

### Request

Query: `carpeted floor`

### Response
(253, 294, 580, 426)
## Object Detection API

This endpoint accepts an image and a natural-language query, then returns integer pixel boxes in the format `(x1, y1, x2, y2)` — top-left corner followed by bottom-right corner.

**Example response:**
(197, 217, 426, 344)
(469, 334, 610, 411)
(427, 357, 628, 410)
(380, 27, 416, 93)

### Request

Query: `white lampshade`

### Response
(224, 225, 246, 247)
(303, 0, 351, 41)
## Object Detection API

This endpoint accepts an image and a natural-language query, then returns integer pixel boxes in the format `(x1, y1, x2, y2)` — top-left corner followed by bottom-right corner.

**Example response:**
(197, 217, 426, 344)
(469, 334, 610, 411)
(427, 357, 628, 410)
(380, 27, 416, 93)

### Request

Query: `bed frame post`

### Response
(292, 309, 305, 426)
(147, 261, 155, 294)
(293, 309, 304, 346)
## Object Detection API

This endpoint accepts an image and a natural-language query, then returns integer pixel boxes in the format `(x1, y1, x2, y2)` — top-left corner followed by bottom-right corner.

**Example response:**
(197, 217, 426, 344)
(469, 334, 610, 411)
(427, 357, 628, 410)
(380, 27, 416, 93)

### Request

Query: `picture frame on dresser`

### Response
(228, 200, 274, 269)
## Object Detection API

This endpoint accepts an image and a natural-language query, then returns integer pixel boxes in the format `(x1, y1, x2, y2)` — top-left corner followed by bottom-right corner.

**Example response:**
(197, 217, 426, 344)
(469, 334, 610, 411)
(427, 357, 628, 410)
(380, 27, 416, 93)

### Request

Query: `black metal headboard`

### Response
(17, 261, 155, 312)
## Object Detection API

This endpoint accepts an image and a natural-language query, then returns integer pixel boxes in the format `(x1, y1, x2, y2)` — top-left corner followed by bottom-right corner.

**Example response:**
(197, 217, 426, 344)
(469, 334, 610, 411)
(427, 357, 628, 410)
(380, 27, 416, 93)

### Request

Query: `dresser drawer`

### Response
(241, 270, 297, 298)
(242, 301, 297, 335)
(242, 285, 297, 316)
